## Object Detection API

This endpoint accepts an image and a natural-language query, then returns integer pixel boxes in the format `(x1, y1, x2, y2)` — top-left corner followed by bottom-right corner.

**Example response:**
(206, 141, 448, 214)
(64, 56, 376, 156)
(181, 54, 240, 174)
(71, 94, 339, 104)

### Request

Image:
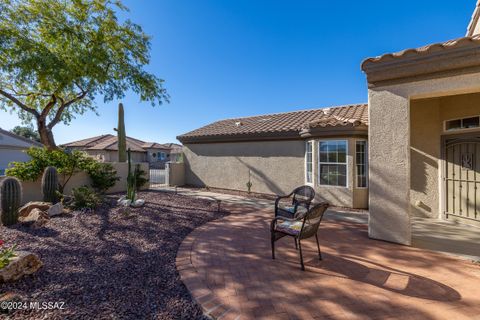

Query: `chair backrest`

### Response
(299, 202, 329, 239)
(292, 185, 315, 208)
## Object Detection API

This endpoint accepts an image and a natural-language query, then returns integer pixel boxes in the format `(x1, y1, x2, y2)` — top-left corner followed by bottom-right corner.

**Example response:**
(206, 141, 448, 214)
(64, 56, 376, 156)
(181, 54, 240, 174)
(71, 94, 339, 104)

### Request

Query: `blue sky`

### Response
(0, 1, 475, 144)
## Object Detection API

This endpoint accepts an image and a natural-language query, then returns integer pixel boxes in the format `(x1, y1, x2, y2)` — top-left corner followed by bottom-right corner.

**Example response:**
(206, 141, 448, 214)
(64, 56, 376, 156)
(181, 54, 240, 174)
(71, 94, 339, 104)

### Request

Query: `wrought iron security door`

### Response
(444, 135, 480, 222)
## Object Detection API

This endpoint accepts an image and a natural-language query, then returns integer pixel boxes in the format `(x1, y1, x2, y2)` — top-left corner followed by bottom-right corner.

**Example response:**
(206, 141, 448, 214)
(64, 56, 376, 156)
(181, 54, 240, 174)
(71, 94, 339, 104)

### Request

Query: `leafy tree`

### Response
(10, 125, 41, 142)
(0, 0, 168, 150)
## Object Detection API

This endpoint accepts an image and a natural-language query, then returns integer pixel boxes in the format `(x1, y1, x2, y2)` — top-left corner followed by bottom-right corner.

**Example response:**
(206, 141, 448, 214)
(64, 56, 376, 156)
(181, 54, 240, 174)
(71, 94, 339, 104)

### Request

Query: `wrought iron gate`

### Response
(150, 169, 166, 188)
(444, 135, 480, 222)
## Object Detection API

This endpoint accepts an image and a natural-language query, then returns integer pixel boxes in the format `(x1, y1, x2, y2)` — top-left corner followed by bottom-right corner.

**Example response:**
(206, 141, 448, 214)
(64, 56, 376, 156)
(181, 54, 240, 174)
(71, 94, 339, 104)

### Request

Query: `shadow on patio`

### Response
(178, 204, 480, 319)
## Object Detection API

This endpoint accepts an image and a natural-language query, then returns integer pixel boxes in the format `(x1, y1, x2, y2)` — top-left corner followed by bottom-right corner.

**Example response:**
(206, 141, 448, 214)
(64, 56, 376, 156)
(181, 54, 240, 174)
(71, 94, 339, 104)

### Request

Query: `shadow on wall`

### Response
(235, 157, 284, 196)
(410, 148, 436, 218)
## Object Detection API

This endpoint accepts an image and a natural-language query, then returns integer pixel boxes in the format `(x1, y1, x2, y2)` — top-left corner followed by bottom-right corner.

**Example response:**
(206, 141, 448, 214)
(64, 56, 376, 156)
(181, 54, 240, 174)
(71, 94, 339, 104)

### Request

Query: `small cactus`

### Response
(42, 166, 59, 203)
(0, 177, 22, 226)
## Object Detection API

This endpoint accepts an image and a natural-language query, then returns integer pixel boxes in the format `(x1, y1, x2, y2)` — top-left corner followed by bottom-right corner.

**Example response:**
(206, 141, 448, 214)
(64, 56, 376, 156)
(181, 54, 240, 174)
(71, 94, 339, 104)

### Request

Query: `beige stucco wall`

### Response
(0, 162, 149, 204)
(368, 70, 480, 245)
(184, 140, 305, 196)
(167, 162, 185, 187)
(183, 138, 368, 208)
(410, 92, 480, 219)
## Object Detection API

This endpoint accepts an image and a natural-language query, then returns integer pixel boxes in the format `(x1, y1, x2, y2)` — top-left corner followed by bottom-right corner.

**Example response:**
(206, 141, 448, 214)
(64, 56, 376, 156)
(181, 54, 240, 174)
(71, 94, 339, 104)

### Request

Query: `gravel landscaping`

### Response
(0, 191, 227, 319)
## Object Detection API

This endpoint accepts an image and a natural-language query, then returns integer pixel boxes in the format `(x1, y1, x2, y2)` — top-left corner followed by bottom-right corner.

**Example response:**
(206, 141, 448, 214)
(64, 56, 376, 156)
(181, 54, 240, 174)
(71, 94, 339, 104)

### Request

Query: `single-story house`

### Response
(61, 134, 181, 168)
(0, 127, 43, 175)
(179, 1, 480, 246)
(178, 104, 369, 209)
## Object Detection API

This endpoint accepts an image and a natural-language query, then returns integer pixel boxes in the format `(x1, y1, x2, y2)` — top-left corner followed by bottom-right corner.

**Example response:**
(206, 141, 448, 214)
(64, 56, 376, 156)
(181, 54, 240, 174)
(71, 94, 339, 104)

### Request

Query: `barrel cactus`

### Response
(0, 177, 22, 226)
(42, 166, 59, 203)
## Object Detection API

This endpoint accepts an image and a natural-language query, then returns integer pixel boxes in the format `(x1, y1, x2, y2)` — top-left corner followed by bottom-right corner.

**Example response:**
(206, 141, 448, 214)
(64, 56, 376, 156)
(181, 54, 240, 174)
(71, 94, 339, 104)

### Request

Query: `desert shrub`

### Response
(6, 147, 116, 193)
(70, 186, 100, 210)
(86, 163, 120, 194)
(0, 240, 16, 269)
(135, 165, 149, 189)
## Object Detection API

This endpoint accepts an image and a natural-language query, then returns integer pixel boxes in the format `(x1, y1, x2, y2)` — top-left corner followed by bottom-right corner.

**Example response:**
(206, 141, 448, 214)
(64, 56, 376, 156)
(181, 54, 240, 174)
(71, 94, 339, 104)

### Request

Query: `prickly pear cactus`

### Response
(0, 177, 22, 226)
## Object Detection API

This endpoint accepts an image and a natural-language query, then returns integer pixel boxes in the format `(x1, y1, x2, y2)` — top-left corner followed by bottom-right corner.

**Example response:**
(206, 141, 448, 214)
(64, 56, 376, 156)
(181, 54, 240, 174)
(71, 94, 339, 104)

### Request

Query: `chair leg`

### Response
(315, 233, 322, 260)
(298, 239, 305, 271)
(294, 238, 298, 250)
(271, 234, 275, 260)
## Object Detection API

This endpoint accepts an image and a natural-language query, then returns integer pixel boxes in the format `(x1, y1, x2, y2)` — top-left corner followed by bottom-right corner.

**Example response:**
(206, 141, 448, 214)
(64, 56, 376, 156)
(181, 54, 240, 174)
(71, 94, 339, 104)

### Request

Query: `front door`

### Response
(444, 134, 480, 223)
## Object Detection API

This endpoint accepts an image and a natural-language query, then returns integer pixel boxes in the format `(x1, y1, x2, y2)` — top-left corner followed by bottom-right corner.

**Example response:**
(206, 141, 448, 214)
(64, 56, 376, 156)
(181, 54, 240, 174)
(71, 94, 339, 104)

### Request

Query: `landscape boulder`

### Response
(0, 251, 42, 283)
(18, 208, 49, 227)
(47, 202, 64, 217)
(18, 202, 51, 218)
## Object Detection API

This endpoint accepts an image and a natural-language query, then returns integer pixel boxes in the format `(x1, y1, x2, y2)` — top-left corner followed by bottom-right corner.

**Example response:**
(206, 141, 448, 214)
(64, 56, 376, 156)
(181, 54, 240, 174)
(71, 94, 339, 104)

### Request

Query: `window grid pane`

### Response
(318, 140, 347, 187)
(356, 141, 367, 188)
(306, 141, 313, 183)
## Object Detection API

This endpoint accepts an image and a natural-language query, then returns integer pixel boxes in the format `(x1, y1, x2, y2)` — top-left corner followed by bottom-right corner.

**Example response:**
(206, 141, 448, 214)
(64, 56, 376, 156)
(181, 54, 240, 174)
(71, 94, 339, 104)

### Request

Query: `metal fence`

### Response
(149, 169, 166, 188)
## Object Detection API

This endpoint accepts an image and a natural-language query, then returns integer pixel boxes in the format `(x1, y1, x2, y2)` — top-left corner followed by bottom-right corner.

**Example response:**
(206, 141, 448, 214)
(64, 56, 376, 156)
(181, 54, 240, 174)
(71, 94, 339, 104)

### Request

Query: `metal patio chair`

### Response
(274, 185, 315, 219)
(271, 202, 329, 270)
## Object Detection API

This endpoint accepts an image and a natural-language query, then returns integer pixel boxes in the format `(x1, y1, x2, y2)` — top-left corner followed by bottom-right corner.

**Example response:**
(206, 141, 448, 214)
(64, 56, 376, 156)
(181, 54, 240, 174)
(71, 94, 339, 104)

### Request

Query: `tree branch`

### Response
(0, 89, 40, 118)
(47, 90, 88, 130)
(40, 94, 57, 120)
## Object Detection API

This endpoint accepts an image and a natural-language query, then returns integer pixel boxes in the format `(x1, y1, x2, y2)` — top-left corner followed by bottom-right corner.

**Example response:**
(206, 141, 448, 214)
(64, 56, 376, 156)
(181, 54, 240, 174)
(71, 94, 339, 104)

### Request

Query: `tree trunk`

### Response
(37, 119, 58, 150)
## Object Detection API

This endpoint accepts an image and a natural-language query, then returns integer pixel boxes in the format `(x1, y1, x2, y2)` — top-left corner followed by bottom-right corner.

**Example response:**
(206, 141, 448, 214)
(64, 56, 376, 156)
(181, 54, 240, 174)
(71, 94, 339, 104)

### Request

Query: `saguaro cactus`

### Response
(42, 166, 59, 203)
(117, 103, 127, 162)
(126, 148, 137, 201)
(0, 177, 22, 226)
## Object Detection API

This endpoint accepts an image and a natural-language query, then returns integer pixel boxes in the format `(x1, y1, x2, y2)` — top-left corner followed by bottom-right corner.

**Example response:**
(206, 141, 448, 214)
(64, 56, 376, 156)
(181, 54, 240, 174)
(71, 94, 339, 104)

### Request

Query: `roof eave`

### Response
(467, 1, 480, 36)
(361, 44, 480, 87)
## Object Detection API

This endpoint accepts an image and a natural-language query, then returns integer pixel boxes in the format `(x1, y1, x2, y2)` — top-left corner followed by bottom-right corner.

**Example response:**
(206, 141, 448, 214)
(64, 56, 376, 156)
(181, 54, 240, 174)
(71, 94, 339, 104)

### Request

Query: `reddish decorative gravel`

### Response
(0, 191, 227, 319)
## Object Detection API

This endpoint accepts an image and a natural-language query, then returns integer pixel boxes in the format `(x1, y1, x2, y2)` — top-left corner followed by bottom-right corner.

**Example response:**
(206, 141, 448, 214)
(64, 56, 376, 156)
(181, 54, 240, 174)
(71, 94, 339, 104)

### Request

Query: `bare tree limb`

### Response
(40, 94, 57, 120)
(0, 88, 40, 118)
(47, 90, 88, 130)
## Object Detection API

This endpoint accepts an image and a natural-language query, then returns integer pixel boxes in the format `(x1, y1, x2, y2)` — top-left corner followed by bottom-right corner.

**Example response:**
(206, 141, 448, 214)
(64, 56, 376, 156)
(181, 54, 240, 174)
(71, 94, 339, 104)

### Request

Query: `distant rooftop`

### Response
(61, 134, 181, 153)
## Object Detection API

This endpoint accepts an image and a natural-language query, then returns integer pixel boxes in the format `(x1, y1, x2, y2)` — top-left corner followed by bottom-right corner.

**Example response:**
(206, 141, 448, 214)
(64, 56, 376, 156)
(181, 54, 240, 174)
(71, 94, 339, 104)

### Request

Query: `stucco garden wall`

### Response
(410, 92, 480, 219)
(0, 162, 149, 204)
(368, 71, 480, 245)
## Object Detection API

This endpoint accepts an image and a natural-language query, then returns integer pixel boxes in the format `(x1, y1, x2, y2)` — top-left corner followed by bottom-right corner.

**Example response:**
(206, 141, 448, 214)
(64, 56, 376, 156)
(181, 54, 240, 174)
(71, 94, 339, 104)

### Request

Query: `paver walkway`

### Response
(175, 196, 480, 319)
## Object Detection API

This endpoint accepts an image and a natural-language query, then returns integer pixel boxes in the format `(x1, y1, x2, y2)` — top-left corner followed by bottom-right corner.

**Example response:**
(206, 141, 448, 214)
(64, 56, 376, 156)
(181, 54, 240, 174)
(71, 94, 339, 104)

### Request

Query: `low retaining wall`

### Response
(0, 162, 149, 204)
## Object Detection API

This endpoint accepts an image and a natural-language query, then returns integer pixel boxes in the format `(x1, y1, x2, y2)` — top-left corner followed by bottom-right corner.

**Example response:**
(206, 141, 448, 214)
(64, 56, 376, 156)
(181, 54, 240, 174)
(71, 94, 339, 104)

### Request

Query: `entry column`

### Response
(368, 90, 411, 245)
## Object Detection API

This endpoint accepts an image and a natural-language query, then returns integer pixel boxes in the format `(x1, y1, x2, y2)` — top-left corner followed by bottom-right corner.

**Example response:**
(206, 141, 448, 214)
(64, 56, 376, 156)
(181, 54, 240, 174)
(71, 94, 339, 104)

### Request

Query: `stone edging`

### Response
(176, 225, 242, 320)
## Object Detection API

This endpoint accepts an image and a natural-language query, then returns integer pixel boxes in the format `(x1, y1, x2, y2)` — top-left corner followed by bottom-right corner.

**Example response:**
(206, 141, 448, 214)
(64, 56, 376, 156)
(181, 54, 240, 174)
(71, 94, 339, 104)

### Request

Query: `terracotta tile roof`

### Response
(61, 135, 173, 152)
(361, 35, 480, 68)
(177, 104, 368, 143)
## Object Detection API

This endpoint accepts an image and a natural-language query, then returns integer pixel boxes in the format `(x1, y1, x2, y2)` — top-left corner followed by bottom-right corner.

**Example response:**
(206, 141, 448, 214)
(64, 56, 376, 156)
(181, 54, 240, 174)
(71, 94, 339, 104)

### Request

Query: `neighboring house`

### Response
(0, 127, 43, 175)
(61, 135, 180, 168)
(179, 2, 480, 247)
(177, 104, 369, 209)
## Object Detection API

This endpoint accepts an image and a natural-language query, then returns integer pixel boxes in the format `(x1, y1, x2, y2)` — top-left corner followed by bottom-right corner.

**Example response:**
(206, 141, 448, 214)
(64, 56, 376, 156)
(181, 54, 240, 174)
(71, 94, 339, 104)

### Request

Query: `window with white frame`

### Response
(305, 141, 313, 184)
(159, 152, 166, 160)
(356, 141, 368, 188)
(445, 116, 480, 132)
(318, 140, 347, 187)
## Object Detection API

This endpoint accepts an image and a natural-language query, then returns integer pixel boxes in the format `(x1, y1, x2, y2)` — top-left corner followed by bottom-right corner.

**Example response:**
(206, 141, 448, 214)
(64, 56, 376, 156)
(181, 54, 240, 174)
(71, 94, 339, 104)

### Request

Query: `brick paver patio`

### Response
(176, 201, 480, 319)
